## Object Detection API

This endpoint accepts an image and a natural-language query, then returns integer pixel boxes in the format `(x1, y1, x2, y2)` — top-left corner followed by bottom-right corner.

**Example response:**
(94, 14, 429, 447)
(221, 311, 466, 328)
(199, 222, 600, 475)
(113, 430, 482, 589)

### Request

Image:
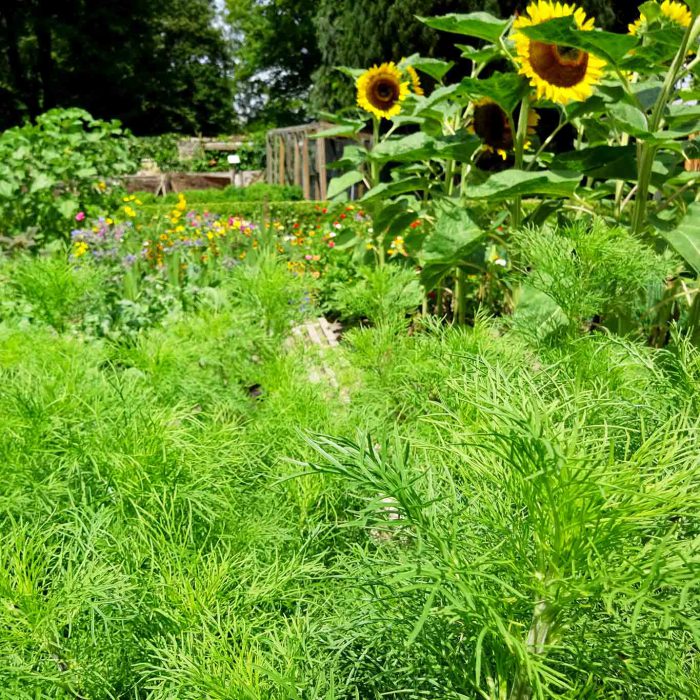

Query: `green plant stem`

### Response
(525, 118, 568, 172)
(614, 132, 631, 218)
(511, 99, 531, 231)
(688, 284, 700, 345)
(509, 600, 557, 700)
(631, 16, 697, 235)
(444, 158, 455, 197)
(370, 117, 386, 266)
(454, 268, 466, 325)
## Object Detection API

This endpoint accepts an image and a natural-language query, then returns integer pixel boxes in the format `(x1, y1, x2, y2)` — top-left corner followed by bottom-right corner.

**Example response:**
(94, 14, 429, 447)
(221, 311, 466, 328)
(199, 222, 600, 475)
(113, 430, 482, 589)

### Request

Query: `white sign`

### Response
(227, 154, 241, 165)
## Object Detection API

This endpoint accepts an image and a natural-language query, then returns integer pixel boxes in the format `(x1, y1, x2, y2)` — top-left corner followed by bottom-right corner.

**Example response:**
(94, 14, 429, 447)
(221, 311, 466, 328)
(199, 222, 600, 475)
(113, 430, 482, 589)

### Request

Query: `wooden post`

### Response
(316, 137, 327, 200)
(302, 133, 311, 200)
(266, 135, 273, 184)
(294, 137, 301, 189)
(278, 136, 285, 185)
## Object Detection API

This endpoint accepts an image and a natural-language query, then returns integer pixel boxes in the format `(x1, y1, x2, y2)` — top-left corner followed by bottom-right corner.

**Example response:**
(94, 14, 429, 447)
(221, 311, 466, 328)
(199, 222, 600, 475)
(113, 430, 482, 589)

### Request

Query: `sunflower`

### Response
(356, 63, 410, 120)
(628, 0, 692, 35)
(470, 99, 539, 160)
(405, 65, 424, 96)
(513, 1, 606, 105)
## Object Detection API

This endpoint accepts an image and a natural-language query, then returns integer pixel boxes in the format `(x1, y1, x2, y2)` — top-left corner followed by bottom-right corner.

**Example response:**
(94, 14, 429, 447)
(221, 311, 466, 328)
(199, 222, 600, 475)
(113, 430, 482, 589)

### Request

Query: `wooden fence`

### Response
(266, 122, 372, 200)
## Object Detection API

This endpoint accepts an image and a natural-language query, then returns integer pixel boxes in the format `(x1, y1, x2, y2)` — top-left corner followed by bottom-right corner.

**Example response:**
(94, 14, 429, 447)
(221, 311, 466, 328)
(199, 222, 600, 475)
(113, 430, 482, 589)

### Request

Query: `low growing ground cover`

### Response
(1, 241, 699, 699)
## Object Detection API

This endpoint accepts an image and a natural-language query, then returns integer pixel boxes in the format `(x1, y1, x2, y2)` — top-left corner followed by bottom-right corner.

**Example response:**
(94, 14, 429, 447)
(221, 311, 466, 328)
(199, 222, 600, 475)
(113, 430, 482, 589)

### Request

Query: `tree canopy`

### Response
(0, 0, 649, 133)
(0, 0, 234, 134)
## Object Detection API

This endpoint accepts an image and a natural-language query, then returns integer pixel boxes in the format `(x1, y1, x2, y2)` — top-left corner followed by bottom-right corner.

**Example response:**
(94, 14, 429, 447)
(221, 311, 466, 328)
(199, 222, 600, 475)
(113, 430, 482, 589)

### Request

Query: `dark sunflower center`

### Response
(473, 102, 513, 150)
(369, 77, 401, 109)
(528, 41, 589, 87)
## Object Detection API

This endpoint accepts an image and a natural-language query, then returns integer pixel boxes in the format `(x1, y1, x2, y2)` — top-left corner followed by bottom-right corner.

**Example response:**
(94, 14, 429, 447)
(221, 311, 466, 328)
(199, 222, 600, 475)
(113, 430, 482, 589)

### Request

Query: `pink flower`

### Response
(305, 254, 313, 260)
(328, 241, 335, 248)
(75, 211, 86, 222)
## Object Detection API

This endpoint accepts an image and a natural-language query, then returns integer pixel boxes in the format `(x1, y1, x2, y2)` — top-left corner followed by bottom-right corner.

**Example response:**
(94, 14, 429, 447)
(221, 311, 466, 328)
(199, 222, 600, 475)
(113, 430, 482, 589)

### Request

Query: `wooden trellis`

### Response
(266, 122, 372, 200)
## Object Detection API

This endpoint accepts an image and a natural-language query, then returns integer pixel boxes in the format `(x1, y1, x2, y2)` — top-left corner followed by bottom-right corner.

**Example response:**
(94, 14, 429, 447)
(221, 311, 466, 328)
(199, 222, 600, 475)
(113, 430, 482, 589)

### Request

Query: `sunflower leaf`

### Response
(313, 122, 367, 139)
(371, 132, 436, 162)
(419, 12, 509, 44)
(456, 73, 530, 114)
(457, 45, 504, 65)
(421, 206, 486, 289)
(362, 177, 430, 202)
(608, 103, 650, 138)
(327, 170, 365, 200)
(551, 145, 638, 180)
(433, 133, 481, 162)
(517, 16, 637, 66)
(466, 169, 580, 200)
(402, 54, 454, 82)
(639, 1, 662, 21)
(656, 203, 700, 275)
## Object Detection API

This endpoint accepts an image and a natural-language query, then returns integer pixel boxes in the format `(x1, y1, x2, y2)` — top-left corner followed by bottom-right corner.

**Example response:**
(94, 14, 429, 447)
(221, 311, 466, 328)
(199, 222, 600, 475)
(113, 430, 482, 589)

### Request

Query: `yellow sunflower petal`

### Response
(513, 0, 607, 105)
(356, 63, 410, 120)
(629, 1, 692, 35)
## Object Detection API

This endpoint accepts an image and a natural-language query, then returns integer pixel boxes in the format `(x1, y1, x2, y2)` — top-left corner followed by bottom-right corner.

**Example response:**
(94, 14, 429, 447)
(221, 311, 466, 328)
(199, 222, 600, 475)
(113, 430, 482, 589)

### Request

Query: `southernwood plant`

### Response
(322, 0, 700, 335)
(2, 249, 699, 698)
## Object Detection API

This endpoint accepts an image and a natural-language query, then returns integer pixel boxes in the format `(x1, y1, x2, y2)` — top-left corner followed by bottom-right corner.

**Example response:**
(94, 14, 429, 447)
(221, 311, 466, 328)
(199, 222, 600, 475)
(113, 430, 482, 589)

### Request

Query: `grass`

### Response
(0, 251, 699, 698)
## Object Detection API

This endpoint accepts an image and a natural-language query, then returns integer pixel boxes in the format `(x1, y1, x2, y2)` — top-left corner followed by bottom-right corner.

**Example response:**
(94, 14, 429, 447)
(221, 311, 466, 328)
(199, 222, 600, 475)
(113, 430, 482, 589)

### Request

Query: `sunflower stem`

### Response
(454, 268, 466, 325)
(510, 98, 531, 231)
(370, 117, 386, 266)
(631, 15, 698, 236)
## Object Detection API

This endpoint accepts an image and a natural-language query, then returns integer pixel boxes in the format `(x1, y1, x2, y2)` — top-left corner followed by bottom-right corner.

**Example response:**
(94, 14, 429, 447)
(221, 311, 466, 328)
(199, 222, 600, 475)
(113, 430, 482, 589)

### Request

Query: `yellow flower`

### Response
(123, 205, 137, 218)
(629, 0, 692, 34)
(73, 241, 89, 257)
(175, 194, 187, 212)
(469, 98, 539, 159)
(356, 62, 410, 120)
(105, 217, 113, 225)
(406, 66, 424, 95)
(513, 1, 607, 105)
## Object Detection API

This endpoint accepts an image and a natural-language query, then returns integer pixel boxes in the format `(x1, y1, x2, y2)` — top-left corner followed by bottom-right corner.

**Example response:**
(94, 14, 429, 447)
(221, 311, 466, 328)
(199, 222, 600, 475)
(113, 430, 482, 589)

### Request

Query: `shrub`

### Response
(0, 108, 136, 243)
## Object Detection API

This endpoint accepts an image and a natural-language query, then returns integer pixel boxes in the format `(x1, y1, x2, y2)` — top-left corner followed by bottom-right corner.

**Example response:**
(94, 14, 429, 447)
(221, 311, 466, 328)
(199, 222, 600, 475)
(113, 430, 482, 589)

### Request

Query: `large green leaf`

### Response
(551, 145, 638, 180)
(421, 206, 486, 289)
(433, 133, 481, 162)
(608, 103, 650, 138)
(327, 145, 368, 170)
(518, 16, 637, 66)
(0, 180, 16, 198)
(314, 123, 366, 139)
(362, 177, 430, 201)
(57, 198, 78, 218)
(371, 132, 436, 162)
(414, 84, 461, 117)
(423, 206, 483, 262)
(455, 73, 530, 114)
(658, 204, 700, 275)
(403, 54, 454, 82)
(419, 12, 509, 44)
(30, 173, 55, 193)
(457, 45, 503, 65)
(466, 169, 580, 200)
(327, 170, 365, 200)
